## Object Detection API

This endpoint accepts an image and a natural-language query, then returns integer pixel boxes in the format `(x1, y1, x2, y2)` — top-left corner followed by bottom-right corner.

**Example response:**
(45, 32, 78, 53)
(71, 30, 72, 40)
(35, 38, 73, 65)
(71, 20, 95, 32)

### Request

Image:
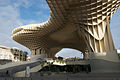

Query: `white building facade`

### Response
(0, 46, 28, 62)
(0, 46, 14, 61)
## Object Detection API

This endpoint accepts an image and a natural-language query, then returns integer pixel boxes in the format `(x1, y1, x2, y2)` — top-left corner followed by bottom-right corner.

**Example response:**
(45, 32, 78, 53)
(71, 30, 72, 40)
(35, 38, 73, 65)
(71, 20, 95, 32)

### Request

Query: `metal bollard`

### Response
(25, 66, 30, 77)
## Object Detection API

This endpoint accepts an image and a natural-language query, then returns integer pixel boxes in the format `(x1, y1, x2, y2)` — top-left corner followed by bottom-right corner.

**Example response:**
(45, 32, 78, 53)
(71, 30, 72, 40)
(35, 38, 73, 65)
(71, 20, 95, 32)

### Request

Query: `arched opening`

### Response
(39, 48, 91, 73)
(55, 48, 84, 59)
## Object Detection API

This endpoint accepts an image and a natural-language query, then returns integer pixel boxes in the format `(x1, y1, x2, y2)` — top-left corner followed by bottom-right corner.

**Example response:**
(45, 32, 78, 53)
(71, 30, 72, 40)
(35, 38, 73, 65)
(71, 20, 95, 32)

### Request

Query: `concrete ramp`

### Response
(0, 60, 41, 77)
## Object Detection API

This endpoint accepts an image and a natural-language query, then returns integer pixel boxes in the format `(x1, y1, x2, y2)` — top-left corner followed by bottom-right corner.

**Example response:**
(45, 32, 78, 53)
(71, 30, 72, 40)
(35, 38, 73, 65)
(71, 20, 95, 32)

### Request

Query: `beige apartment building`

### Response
(0, 46, 14, 61)
(0, 46, 28, 62)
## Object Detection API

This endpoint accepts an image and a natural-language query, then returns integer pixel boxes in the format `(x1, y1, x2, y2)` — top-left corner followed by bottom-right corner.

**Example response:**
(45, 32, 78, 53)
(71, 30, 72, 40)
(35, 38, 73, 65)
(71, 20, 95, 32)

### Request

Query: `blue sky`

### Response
(0, 0, 120, 57)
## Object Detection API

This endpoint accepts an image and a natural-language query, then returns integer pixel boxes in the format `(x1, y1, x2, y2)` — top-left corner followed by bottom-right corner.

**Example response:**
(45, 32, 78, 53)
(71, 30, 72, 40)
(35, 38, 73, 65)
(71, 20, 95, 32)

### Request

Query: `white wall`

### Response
(0, 48, 14, 60)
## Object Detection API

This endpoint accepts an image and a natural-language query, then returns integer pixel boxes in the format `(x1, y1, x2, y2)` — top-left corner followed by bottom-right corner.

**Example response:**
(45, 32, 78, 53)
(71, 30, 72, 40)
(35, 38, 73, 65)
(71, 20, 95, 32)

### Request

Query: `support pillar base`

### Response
(89, 51, 120, 73)
(90, 59, 120, 73)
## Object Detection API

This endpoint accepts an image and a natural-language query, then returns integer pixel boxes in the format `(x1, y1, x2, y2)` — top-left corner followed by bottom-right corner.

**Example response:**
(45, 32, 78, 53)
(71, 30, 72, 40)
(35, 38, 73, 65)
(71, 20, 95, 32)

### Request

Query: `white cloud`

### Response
(14, 0, 33, 8)
(0, 0, 32, 8)
(40, 3, 50, 10)
(0, 1, 31, 52)
(0, 5, 23, 39)
(34, 0, 49, 10)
